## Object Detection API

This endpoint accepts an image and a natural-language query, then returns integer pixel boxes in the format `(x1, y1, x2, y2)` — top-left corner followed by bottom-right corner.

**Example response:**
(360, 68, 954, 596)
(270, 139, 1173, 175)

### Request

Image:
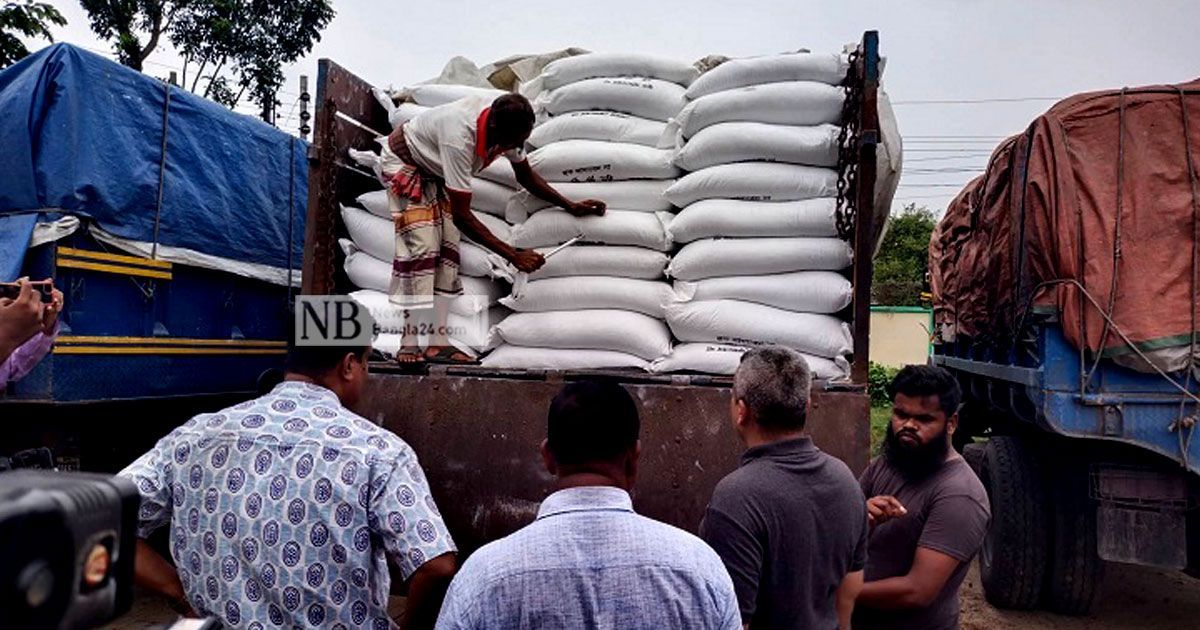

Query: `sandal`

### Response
(423, 346, 480, 365)
(395, 349, 426, 365)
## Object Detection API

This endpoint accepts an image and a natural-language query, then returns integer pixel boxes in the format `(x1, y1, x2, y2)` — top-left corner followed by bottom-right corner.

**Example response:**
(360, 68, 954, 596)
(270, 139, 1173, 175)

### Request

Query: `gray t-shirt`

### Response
(699, 437, 868, 630)
(854, 454, 990, 630)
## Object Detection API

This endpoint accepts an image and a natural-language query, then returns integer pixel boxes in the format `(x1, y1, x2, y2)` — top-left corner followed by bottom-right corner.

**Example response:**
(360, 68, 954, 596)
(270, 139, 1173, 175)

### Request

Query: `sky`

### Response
(30, 0, 1200, 214)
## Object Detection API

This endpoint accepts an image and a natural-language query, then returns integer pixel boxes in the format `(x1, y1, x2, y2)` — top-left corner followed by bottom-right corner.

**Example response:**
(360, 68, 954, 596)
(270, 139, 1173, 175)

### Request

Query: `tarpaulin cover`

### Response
(930, 79, 1200, 373)
(0, 44, 306, 283)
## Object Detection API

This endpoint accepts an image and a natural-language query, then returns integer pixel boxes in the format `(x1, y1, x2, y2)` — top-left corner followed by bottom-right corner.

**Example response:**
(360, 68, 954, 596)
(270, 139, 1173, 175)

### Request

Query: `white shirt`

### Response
(399, 95, 526, 192)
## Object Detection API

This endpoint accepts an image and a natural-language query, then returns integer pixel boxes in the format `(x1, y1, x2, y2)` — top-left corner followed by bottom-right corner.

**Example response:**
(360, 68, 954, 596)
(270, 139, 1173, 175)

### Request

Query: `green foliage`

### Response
(0, 0, 65, 68)
(80, 0, 334, 118)
(868, 361, 899, 407)
(78, 0, 180, 71)
(873, 204, 937, 306)
(870, 405, 891, 456)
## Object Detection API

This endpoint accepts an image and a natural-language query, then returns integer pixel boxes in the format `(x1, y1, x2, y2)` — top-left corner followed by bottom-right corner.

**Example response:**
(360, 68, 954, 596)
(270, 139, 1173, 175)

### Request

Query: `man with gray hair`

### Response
(700, 346, 869, 630)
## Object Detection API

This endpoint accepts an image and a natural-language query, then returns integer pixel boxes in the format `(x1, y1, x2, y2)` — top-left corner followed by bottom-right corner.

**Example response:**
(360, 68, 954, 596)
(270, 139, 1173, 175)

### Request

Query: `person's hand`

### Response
(0, 279, 45, 352)
(511, 249, 546, 273)
(567, 199, 606, 217)
(40, 283, 62, 335)
(866, 495, 907, 527)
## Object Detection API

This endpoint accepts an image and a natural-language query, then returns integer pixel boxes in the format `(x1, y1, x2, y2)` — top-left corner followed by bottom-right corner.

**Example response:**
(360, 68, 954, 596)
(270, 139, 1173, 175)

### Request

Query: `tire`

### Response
(1044, 462, 1103, 614)
(978, 436, 1048, 610)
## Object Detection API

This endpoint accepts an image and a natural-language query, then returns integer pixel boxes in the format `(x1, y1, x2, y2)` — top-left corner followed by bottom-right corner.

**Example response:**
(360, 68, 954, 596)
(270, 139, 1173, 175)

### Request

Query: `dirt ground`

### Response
(959, 560, 1200, 629)
(106, 558, 1200, 629)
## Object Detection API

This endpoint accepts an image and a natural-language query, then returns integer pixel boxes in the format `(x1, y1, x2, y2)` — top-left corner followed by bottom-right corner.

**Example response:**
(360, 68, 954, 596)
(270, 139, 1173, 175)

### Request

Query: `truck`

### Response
(931, 79, 1200, 614)
(0, 44, 304, 470)
(300, 32, 892, 550)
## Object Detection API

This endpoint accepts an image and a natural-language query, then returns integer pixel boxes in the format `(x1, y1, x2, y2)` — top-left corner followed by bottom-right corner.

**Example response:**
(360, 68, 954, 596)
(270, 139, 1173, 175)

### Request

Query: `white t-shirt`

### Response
(401, 95, 526, 193)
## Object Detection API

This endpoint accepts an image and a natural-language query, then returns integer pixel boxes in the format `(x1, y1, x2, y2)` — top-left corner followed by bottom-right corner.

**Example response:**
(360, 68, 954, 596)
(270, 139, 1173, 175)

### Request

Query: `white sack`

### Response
(686, 52, 849, 99)
(664, 162, 837, 207)
(539, 53, 700, 90)
(342, 244, 505, 316)
(341, 205, 393, 262)
(668, 237, 852, 280)
(528, 245, 668, 280)
(489, 310, 671, 360)
(471, 177, 515, 216)
(528, 140, 679, 182)
(390, 102, 430, 129)
(535, 77, 686, 122)
(373, 334, 481, 360)
(674, 122, 840, 171)
(502, 276, 673, 317)
(529, 111, 667, 148)
(650, 343, 849, 380)
(478, 159, 520, 188)
(472, 211, 513, 243)
(667, 198, 838, 243)
(666, 82, 844, 141)
(510, 210, 672, 251)
(403, 84, 506, 107)
(482, 345, 649, 370)
(665, 300, 851, 359)
(356, 190, 392, 218)
(506, 180, 673, 222)
(674, 271, 852, 313)
(350, 290, 506, 349)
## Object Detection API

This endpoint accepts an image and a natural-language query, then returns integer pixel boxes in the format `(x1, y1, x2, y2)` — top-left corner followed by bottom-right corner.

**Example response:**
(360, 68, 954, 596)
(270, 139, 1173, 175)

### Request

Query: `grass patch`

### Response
(870, 405, 891, 456)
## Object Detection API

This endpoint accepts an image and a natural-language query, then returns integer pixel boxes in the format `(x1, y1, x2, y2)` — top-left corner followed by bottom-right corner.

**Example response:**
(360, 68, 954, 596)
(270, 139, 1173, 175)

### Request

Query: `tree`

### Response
(873, 204, 937, 306)
(80, 0, 333, 119)
(0, 0, 65, 68)
(79, 0, 185, 71)
(171, 0, 333, 116)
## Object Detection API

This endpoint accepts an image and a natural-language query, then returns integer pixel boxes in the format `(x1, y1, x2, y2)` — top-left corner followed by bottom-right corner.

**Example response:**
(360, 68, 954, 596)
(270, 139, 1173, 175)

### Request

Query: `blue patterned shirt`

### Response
(435, 486, 741, 630)
(119, 380, 456, 629)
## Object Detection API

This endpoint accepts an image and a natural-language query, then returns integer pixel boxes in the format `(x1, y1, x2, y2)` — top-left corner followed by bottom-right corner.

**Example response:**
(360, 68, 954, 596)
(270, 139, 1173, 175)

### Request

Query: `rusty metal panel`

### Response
(357, 372, 870, 551)
(302, 59, 391, 295)
(850, 31, 880, 384)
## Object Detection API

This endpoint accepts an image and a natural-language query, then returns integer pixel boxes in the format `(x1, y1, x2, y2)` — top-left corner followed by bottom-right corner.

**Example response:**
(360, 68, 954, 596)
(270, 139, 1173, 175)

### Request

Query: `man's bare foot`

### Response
(396, 348, 425, 364)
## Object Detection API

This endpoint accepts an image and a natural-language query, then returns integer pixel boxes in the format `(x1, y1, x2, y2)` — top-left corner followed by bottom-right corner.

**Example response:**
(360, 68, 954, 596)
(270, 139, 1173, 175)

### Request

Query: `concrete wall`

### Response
(870, 307, 932, 368)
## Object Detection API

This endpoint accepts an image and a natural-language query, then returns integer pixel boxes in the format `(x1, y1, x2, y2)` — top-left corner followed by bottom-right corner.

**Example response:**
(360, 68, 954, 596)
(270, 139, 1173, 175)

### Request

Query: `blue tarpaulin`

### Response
(0, 44, 306, 282)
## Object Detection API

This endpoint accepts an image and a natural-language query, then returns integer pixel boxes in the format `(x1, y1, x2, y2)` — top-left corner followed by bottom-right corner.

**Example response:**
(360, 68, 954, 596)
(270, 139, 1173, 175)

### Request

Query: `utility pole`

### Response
(299, 75, 311, 140)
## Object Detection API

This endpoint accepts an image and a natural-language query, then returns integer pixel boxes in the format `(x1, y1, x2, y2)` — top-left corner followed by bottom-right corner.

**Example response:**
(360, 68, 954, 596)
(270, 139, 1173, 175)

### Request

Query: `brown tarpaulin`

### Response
(930, 79, 1200, 372)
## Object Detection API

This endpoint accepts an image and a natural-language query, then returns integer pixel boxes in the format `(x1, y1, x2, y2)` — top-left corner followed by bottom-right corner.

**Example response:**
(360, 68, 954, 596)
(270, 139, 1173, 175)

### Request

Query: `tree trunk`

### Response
(191, 58, 209, 93)
(202, 57, 227, 99)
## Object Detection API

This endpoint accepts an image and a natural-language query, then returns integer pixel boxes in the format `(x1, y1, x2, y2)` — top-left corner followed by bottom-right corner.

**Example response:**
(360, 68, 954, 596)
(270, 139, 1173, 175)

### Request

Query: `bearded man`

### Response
(853, 365, 990, 630)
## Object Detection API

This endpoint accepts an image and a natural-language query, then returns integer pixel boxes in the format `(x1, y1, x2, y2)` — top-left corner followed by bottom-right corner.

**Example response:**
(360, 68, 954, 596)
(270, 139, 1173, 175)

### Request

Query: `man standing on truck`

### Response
(699, 346, 868, 630)
(383, 93, 606, 365)
(854, 365, 990, 630)
(119, 335, 458, 629)
(435, 379, 741, 629)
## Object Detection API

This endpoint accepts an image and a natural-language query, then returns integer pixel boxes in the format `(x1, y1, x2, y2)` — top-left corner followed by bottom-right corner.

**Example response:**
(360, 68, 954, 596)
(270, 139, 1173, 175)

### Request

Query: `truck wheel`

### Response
(1044, 463, 1102, 615)
(978, 436, 1048, 610)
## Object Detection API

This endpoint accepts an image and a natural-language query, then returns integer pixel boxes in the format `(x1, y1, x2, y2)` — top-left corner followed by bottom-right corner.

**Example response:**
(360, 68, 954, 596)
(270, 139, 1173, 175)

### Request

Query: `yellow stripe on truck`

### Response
(54, 346, 286, 356)
(57, 246, 173, 269)
(56, 258, 173, 280)
(57, 336, 286, 347)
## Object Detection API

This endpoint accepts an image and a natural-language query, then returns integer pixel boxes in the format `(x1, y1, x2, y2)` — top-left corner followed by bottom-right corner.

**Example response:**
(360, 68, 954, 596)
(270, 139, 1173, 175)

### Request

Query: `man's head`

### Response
(731, 346, 812, 442)
(284, 339, 371, 408)
(542, 379, 641, 490)
(883, 365, 961, 479)
(487, 94, 535, 151)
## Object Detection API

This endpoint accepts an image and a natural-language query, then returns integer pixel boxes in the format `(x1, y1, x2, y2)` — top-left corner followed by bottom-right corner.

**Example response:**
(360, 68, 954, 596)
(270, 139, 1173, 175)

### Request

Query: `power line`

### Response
(903, 155, 993, 163)
(892, 96, 1062, 105)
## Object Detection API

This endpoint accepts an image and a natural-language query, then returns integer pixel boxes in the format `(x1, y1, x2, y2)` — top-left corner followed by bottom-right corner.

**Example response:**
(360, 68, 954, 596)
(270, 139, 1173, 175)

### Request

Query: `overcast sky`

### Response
(33, 0, 1200, 214)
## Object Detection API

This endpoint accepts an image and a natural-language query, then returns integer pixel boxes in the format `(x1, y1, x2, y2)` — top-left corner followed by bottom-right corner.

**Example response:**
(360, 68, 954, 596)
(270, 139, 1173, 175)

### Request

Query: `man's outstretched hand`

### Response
(566, 199, 606, 217)
(866, 495, 908, 527)
(511, 248, 546, 273)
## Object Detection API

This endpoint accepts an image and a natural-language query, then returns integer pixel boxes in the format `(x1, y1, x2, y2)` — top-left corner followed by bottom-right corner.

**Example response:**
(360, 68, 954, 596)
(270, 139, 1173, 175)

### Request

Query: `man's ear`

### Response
(540, 439, 557, 476)
(339, 352, 357, 381)
(734, 398, 751, 428)
(946, 412, 959, 437)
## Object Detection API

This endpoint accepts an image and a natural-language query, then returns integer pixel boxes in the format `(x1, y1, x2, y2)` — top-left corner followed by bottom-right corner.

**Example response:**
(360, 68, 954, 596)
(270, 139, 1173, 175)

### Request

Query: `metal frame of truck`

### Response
(936, 300, 1200, 614)
(301, 32, 883, 551)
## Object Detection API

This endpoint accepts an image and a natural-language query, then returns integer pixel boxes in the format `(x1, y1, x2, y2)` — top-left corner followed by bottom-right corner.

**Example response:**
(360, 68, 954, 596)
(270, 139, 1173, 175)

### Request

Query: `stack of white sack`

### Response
(339, 159, 518, 359)
(483, 53, 697, 370)
(653, 51, 857, 379)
